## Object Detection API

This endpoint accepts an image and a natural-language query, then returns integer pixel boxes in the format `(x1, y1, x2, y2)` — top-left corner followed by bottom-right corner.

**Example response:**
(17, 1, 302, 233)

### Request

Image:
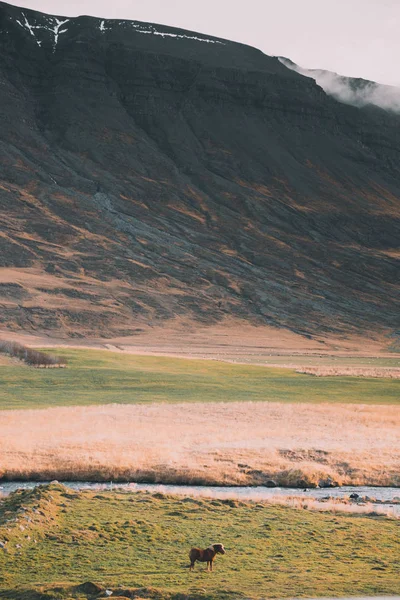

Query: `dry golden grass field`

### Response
(1, 401, 399, 486)
(2, 319, 399, 363)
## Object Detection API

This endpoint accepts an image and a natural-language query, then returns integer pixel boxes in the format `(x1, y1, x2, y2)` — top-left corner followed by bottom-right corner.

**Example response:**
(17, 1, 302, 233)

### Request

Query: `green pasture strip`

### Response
(0, 484, 399, 599)
(0, 349, 398, 409)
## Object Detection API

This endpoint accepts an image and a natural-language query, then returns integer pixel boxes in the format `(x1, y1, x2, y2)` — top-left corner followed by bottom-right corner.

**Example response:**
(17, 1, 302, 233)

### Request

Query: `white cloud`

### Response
(279, 57, 400, 114)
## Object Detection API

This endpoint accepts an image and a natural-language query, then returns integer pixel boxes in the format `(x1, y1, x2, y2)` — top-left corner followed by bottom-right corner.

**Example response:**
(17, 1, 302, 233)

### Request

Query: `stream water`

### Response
(1, 481, 399, 508)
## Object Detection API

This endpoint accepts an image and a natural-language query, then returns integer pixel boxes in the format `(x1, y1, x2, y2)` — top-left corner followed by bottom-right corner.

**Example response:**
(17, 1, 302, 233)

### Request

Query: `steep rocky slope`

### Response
(0, 1, 399, 339)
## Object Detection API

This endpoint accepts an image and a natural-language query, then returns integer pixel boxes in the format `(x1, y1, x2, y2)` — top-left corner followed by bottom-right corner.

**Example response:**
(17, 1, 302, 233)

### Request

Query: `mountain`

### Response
(0, 1, 399, 341)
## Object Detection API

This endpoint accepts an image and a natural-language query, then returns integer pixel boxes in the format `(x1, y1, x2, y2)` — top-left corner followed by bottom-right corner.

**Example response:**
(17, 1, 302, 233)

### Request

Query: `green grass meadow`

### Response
(0, 349, 399, 409)
(0, 484, 399, 599)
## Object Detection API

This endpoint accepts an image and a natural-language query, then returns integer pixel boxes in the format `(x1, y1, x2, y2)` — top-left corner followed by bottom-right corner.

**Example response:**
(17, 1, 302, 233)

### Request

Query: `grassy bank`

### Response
(0, 349, 399, 409)
(0, 484, 399, 599)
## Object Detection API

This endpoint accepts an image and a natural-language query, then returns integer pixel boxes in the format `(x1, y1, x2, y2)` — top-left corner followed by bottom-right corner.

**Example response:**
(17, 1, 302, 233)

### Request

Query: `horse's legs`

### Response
(190, 562, 195, 571)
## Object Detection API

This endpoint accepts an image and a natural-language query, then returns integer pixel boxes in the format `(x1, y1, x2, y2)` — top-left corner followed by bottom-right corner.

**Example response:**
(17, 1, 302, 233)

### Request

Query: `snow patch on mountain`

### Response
(135, 27, 225, 44)
(14, 12, 69, 51)
(97, 18, 224, 44)
(14, 9, 225, 48)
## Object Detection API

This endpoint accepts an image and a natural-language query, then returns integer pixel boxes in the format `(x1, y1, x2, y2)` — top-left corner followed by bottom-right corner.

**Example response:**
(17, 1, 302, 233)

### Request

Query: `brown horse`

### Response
(189, 543, 226, 571)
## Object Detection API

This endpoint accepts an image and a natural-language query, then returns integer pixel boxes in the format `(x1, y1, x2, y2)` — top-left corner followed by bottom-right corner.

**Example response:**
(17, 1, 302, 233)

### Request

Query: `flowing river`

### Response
(1, 481, 399, 514)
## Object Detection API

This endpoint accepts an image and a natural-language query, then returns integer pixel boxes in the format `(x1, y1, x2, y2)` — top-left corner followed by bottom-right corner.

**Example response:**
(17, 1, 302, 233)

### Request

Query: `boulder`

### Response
(265, 480, 277, 488)
(73, 582, 104, 595)
(318, 478, 338, 488)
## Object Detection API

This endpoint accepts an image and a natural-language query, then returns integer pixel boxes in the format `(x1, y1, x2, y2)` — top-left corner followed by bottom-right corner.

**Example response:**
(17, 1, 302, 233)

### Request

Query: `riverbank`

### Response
(1, 481, 400, 517)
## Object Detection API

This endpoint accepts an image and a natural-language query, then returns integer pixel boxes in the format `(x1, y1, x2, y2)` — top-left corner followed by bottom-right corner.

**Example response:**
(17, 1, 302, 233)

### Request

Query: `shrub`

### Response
(0, 340, 67, 368)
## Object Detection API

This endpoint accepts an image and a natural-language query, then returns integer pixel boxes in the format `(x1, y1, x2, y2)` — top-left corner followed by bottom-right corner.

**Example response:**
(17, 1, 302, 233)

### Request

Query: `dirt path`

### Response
(0, 321, 397, 368)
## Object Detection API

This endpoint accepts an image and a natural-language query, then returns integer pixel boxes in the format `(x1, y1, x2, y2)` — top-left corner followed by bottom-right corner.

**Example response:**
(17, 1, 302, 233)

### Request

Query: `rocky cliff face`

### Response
(0, 1, 399, 339)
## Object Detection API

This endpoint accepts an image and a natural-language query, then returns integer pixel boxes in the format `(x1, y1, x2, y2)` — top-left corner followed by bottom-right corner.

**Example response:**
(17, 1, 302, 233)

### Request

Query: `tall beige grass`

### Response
(0, 402, 399, 487)
(295, 366, 400, 378)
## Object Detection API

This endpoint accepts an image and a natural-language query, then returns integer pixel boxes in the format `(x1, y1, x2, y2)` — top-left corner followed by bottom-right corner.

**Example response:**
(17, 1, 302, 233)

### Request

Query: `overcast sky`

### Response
(8, 0, 400, 87)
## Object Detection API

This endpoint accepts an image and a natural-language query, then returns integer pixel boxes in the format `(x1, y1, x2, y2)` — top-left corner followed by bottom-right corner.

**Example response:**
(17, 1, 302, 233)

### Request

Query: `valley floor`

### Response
(0, 347, 399, 486)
